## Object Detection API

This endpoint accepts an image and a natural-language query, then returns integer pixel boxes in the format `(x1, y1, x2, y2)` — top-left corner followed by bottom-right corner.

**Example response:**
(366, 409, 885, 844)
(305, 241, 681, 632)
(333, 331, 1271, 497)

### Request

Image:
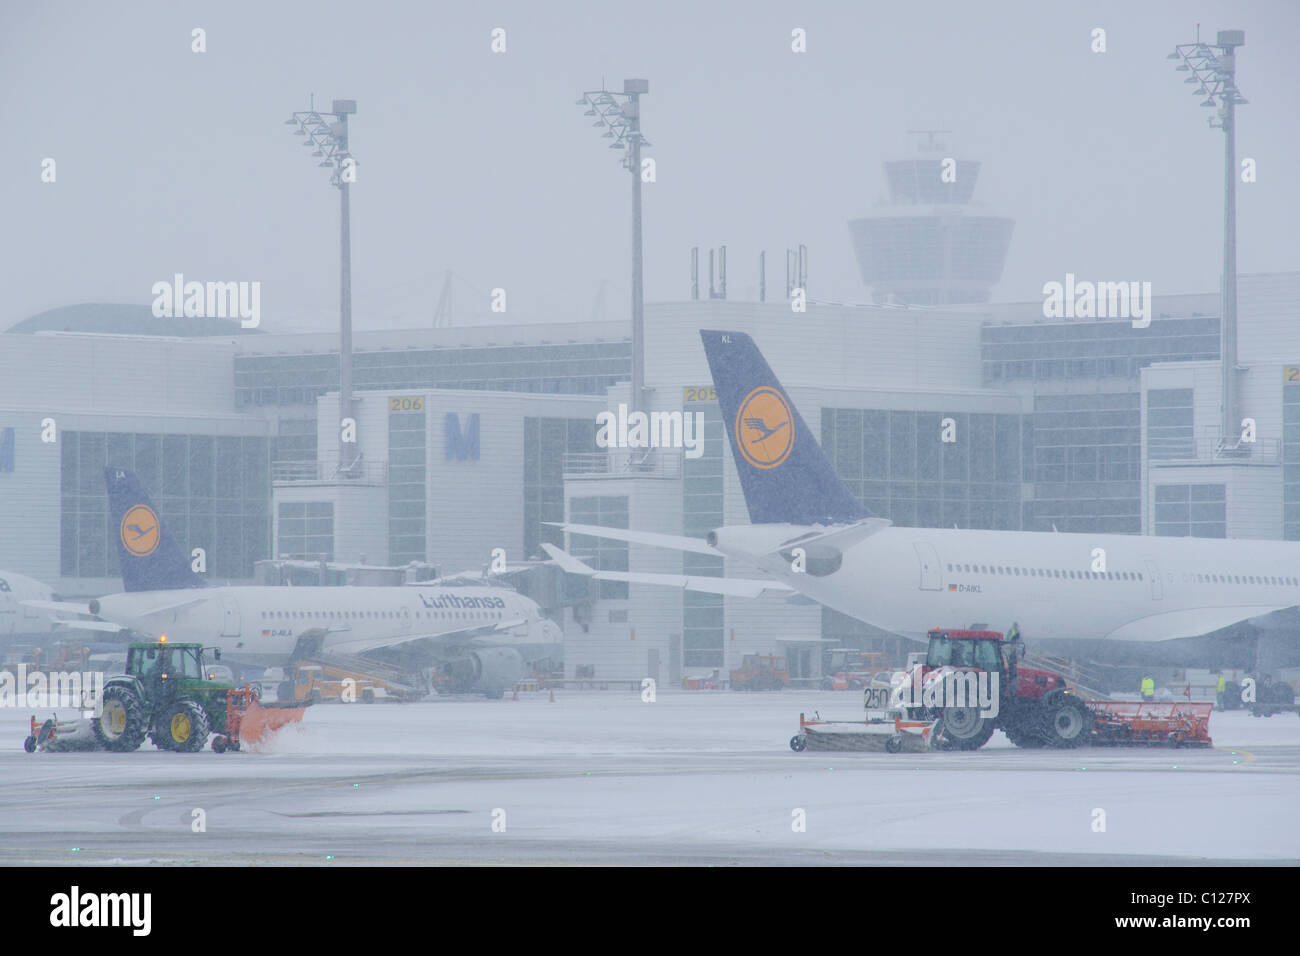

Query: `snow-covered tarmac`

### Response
(1, 690, 1296, 865)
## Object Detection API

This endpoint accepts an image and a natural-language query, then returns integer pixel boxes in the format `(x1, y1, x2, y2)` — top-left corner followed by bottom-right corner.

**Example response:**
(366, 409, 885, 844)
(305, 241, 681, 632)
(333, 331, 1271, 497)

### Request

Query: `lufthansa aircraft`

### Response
(0, 569, 57, 636)
(546, 330, 1300, 648)
(26, 468, 561, 696)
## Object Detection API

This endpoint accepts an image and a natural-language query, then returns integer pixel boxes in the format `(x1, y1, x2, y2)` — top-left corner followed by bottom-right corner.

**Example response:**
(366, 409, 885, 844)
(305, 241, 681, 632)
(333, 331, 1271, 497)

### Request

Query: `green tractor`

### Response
(93, 640, 234, 753)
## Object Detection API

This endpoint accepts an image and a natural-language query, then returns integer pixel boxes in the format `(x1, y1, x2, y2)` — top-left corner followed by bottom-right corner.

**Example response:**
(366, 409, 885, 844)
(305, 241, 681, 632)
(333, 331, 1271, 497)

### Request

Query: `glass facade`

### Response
(568, 495, 629, 600)
(980, 316, 1220, 535)
(682, 402, 725, 668)
(1028, 393, 1141, 533)
(982, 316, 1219, 384)
(277, 501, 335, 559)
(61, 431, 269, 578)
(1147, 388, 1195, 460)
(388, 408, 427, 565)
(820, 408, 1022, 530)
(524, 417, 598, 560)
(1153, 483, 1226, 538)
(1284, 381, 1300, 541)
(272, 417, 317, 468)
(236, 342, 631, 407)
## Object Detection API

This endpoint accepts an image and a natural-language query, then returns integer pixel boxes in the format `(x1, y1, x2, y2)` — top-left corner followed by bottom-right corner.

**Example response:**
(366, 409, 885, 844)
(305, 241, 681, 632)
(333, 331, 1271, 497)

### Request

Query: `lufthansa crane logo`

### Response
(120, 504, 160, 557)
(736, 386, 794, 469)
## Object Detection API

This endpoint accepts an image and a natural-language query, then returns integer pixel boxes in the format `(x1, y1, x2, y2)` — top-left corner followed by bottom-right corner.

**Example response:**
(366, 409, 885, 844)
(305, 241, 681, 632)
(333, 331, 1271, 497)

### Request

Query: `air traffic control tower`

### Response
(848, 132, 1014, 306)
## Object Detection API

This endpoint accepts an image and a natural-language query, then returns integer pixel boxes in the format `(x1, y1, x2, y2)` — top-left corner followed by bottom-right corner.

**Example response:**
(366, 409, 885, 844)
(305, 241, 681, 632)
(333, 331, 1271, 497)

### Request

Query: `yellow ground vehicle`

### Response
(278, 655, 424, 703)
(284, 665, 379, 703)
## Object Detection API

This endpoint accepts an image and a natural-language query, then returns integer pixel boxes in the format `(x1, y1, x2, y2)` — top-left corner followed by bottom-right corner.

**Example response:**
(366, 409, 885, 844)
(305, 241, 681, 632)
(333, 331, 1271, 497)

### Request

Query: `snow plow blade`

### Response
(212, 685, 310, 752)
(1086, 700, 1213, 747)
(790, 712, 935, 753)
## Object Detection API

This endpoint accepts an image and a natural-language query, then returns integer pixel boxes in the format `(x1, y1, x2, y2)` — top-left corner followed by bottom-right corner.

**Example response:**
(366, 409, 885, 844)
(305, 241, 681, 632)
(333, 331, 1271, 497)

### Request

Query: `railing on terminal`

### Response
(1147, 437, 1280, 465)
(272, 459, 388, 483)
(564, 449, 684, 479)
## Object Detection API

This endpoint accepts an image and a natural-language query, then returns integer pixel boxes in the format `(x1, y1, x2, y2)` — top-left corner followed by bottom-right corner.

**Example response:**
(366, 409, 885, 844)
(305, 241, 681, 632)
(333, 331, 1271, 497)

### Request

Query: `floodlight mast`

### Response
(1168, 31, 1246, 442)
(577, 80, 651, 418)
(286, 98, 359, 476)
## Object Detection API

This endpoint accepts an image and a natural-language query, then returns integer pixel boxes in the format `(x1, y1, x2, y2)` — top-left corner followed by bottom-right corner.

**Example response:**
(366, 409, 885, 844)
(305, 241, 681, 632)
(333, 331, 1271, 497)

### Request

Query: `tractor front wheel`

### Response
(159, 701, 211, 753)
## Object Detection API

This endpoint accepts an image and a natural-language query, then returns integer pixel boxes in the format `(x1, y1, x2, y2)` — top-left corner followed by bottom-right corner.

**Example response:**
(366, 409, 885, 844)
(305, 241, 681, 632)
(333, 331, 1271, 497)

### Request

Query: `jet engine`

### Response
(445, 647, 524, 698)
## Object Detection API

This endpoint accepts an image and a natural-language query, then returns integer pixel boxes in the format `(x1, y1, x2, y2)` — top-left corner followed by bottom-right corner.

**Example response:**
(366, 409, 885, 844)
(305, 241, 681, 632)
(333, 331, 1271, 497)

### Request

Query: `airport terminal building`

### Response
(2, 271, 1299, 682)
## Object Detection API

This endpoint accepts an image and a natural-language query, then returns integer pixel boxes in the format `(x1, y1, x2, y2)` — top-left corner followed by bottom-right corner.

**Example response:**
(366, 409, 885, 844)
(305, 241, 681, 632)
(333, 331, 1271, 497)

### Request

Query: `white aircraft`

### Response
(546, 329, 1300, 648)
(25, 467, 562, 697)
(0, 570, 57, 636)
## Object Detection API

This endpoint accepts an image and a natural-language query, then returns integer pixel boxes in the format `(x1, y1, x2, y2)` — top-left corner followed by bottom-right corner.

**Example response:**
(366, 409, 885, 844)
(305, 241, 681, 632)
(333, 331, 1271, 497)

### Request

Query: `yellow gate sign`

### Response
(388, 395, 425, 411)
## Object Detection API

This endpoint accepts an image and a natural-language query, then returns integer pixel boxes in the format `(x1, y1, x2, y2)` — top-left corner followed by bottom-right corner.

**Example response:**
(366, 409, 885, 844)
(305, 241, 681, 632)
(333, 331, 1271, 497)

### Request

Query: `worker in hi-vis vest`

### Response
(1141, 676, 1155, 700)
(1216, 674, 1227, 708)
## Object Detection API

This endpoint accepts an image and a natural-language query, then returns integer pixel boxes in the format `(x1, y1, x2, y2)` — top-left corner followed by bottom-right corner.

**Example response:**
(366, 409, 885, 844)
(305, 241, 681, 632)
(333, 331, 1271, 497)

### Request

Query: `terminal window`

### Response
(277, 501, 334, 560)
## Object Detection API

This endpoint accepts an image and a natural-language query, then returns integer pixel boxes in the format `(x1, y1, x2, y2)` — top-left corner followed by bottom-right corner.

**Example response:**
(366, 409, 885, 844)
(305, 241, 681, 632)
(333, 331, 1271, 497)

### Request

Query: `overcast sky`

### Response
(3, 0, 1297, 333)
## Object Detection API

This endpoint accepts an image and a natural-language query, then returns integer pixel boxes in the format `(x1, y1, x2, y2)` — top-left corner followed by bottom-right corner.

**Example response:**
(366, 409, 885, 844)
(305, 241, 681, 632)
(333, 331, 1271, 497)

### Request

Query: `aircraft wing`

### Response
(1104, 605, 1298, 643)
(547, 522, 719, 555)
(542, 544, 793, 598)
(50, 618, 126, 633)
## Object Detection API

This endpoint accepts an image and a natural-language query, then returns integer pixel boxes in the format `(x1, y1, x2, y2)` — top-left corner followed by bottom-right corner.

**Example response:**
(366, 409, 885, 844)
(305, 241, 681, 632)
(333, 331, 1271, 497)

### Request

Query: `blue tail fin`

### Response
(700, 330, 870, 526)
(104, 467, 205, 591)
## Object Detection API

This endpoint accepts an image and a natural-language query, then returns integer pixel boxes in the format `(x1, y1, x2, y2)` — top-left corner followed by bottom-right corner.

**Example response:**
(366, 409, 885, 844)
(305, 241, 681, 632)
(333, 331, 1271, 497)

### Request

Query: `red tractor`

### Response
(899, 629, 1091, 750)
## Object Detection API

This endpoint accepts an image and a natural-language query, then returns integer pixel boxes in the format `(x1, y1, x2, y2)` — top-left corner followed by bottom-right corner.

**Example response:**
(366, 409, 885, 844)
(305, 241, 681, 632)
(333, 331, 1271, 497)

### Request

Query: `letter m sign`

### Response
(0, 427, 13, 473)
(445, 413, 480, 461)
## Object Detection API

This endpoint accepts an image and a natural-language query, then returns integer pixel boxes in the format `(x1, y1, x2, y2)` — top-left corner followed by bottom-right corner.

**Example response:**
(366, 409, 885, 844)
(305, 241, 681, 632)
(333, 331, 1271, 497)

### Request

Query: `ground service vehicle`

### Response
(904, 628, 1091, 750)
(730, 654, 790, 690)
(90, 640, 240, 752)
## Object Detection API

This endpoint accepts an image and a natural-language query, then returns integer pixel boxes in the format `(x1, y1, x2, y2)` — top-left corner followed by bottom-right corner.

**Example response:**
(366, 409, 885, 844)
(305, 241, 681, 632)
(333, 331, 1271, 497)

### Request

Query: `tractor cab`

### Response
(925, 630, 1003, 672)
(922, 628, 1058, 701)
(126, 642, 205, 682)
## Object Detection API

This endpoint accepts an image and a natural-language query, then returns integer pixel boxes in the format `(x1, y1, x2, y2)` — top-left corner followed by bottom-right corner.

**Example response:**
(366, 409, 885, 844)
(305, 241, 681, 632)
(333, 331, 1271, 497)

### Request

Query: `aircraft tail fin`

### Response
(104, 467, 205, 592)
(699, 330, 870, 526)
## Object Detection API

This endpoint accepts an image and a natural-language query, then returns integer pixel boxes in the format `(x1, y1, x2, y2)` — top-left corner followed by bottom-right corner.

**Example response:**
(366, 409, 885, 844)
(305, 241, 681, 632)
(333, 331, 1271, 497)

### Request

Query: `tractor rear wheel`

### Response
(93, 685, 148, 752)
(936, 706, 994, 750)
(1000, 701, 1048, 748)
(160, 701, 211, 753)
(1040, 692, 1090, 748)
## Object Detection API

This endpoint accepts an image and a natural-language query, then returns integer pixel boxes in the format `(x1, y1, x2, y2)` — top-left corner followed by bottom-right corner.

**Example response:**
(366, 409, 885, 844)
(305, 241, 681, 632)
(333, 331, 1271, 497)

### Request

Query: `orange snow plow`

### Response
(210, 684, 310, 753)
(1087, 700, 1213, 748)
